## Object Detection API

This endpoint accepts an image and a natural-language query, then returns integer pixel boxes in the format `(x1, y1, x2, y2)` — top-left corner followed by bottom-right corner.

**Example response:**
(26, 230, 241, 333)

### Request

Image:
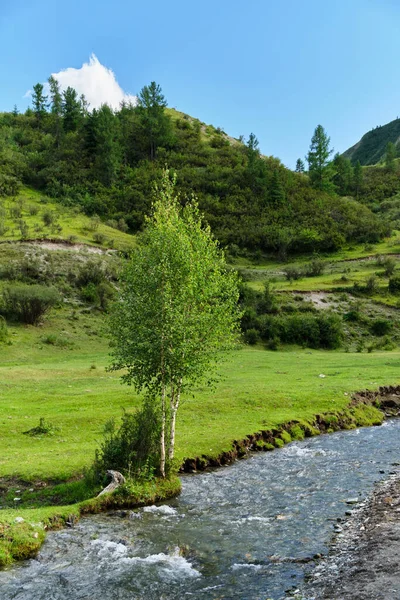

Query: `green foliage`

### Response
(0, 80, 388, 258)
(243, 328, 259, 345)
(307, 124, 335, 191)
(23, 417, 58, 436)
(304, 258, 325, 277)
(0, 315, 8, 343)
(1, 284, 59, 324)
(109, 171, 241, 475)
(92, 402, 161, 480)
(389, 274, 400, 294)
(385, 141, 397, 172)
(343, 117, 400, 166)
(370, 318, 392, 336)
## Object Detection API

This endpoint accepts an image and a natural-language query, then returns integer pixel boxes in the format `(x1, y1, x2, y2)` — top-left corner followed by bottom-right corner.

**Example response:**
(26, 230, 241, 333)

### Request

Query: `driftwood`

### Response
(97, 470, 126, 497)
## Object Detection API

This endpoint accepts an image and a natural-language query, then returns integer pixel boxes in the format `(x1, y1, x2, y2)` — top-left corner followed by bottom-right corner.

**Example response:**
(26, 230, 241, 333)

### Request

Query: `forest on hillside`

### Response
(0, 78, 393, 257)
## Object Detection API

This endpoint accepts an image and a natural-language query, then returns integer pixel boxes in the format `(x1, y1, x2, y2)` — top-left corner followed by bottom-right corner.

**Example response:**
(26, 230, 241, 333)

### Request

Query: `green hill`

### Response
(343, 118, 400, 165)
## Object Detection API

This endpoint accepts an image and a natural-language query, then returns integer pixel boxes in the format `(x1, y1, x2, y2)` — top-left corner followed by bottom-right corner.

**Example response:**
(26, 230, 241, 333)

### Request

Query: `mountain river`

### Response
(1, 420, 400, 599)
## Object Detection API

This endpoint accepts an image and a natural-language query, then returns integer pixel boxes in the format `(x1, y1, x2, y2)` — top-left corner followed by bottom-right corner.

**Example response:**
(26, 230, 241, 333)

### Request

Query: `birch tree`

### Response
(109, 170, 241, 477)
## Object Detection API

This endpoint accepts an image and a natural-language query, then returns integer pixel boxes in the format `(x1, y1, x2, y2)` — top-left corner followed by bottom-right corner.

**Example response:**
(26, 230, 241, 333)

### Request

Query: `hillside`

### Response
(343, 117, 400, 165)
(0, 80, 389, 259)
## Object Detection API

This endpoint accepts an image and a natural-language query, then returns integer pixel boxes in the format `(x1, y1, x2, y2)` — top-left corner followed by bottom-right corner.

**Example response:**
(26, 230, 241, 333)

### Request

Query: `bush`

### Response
(370, 318, 392, 336)
(97, 282, 115, 311)
(0, 316, 8, 343)
(2, 284, 60, 324)
(92, 401, 161, 481)
(389, 274, 400, 294)
(283, 266, 302, 282)
(93, 232, 107, 245)
(243, 328, 259, 345)
(304, 258, 325, 277)
(42, 210, 57, 227)
(76, 259, 106, 287)
(260, 312, 342, 349)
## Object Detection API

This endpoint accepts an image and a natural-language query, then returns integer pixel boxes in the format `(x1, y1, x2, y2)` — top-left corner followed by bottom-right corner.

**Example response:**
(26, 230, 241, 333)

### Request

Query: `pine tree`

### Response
(31, 83, 48, 124)
(92, 105, 121, 187)
(333, 153, 353, 195)
(48, 76, 63, 146)
(137, 82, 172, 160)
(62, 87, 81, 132)
(385, 142, 397, 172)
(295, 158, 305, 173)
(353, 160, 363, 198)
(270, 170, 285, 205)
(306, 125, 334, 191)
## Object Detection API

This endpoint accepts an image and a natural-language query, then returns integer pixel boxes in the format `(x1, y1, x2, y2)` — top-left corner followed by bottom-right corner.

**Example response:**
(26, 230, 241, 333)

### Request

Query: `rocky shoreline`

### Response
(302, 465, 400, 599)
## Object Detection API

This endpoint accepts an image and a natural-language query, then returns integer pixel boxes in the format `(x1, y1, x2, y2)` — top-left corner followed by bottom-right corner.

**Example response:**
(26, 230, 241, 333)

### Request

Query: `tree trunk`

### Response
(168, 381, 181, 461)
(160, 386, 166, 478)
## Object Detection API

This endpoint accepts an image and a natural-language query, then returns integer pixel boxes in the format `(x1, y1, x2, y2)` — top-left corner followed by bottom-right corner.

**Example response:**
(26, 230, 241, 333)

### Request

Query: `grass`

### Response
(0, 187, 135, 252)
(0, 232, 399, 566)
(1, 313, 399, 480)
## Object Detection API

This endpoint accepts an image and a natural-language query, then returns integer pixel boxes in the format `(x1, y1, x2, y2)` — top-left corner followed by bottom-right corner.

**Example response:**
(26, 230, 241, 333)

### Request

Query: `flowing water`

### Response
(2, 420, 400, 600)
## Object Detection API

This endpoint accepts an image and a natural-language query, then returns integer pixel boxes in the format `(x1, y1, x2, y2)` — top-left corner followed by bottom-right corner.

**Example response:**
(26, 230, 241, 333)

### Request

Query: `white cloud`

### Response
(50, 54, 137, 110)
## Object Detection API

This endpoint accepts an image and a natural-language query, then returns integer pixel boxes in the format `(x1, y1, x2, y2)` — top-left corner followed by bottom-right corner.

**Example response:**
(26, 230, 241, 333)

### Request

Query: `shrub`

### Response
(76, 259, 106, 287)
(97, 282, 115, 311)
(88, 215, 101, 232)
(382, 257, 396, 277)
(389, 274, 400, 294)
(28, 205, 39, 216)
(93, 232, 107, 245)
(92, 401, 161, 481)
(80, 283, 99, 304)
(0, 316, 8, 343)
(283, 266, 302, 282)
(304, 258, 325, 277)
(370, 318, 392, 336)
(42, 210, 57, 227)
(2, 284, 60, 324)
(243, 328, 259, 345)
(0, 221, 9, 236)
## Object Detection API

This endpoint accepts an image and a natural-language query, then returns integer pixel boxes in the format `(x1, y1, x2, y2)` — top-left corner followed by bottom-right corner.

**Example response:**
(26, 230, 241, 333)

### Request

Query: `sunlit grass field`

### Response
(1, 311, 399, 481)
(0, 187, 135, 252)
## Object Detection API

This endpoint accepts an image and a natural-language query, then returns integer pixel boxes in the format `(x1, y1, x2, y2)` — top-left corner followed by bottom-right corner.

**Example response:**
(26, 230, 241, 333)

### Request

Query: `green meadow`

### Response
(1, 311, 399, 482)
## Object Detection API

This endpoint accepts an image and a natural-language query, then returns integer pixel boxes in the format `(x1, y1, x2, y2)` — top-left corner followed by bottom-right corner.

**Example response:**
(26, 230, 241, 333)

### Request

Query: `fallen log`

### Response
(97, 470, 126, 497)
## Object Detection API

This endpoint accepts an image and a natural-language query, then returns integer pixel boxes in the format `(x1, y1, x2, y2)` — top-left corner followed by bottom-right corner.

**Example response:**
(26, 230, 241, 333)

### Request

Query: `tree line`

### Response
(0, 78, 389, 256)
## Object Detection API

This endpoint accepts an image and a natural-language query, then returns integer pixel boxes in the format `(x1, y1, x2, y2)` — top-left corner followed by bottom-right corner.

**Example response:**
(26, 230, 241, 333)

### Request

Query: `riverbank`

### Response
(0, 476, 181, 567)
(303, 472, 400, 600)
(1, 385, 399, 569)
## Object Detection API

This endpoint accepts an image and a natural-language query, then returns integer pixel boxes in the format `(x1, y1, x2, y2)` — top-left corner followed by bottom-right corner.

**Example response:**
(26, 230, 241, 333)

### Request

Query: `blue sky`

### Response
(1, 0, 400, 167)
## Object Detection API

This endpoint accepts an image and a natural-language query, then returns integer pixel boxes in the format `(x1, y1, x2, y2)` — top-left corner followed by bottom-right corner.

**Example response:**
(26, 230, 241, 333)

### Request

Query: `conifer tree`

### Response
(385, 142, 397, 172)
(62, 87, 81, 132)
(307, 125, 334, 191)
(48, 76, 63, 146)
(31, 83, 48, 124)
(295, 158, 305, 173)
(137, 82, 172, 160)
(353, 160, 363, 198)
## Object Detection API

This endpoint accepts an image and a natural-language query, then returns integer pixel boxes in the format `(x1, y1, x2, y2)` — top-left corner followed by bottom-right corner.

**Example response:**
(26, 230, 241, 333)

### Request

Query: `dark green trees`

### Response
(353, 160, 363, 198)
(137, 82, 172, 160)
(333, 153, 353, 195)
(307, 125, 334, 191)
(295, 158, 305, 173)
(62, 87, 82, 132)
(385, 142, 397, 172)
(31, 84, 48, 124)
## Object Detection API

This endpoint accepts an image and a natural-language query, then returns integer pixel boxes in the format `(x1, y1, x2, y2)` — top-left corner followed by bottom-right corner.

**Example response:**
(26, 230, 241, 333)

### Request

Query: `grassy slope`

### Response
(0, 187, 135, 252)
(238, 234, 400, 301)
